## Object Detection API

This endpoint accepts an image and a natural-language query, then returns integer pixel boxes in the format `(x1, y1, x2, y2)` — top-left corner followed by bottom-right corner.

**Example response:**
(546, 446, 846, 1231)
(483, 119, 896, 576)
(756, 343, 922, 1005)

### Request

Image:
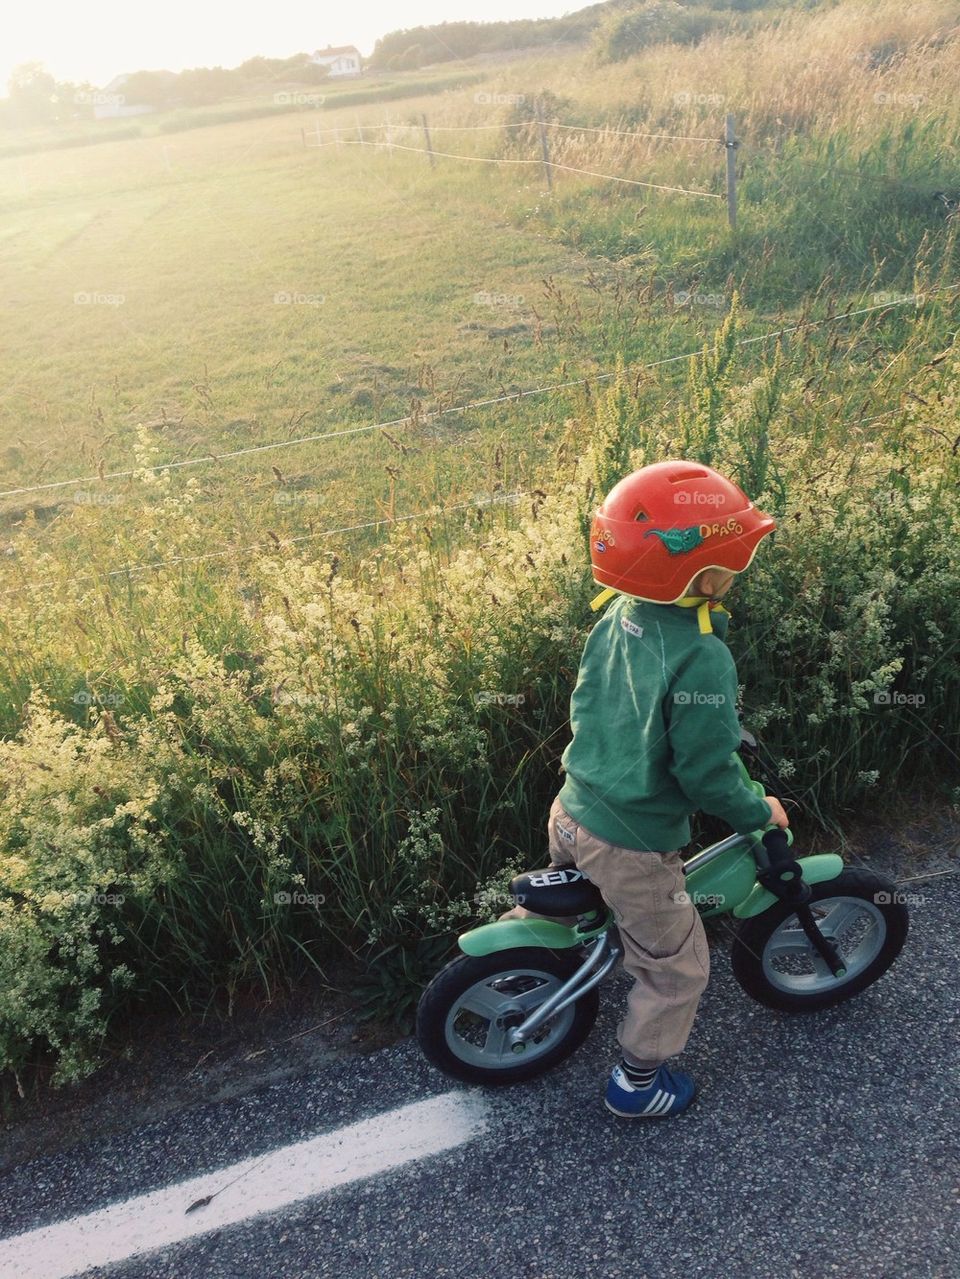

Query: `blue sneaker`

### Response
(604, 1063, 697, 1118)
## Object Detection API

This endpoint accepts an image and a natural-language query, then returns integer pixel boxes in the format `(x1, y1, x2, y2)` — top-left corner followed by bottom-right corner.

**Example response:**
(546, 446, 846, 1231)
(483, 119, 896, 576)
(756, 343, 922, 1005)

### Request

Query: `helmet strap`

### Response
(589, 587, 620, 612)
(588, 588, 730, 634)
(674, 594, 712, 633)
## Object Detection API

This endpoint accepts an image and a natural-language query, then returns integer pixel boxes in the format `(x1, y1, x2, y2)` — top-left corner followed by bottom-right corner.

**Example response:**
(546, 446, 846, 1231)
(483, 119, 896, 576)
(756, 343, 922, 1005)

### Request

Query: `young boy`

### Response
(526, 459, 788, 1118)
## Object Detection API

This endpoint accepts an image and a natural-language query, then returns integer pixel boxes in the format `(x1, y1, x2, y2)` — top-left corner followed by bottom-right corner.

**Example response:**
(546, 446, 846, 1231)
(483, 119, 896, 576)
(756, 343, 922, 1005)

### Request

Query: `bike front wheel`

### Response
(731, 867, 909, 1011)
(416, 946, 600, 1085)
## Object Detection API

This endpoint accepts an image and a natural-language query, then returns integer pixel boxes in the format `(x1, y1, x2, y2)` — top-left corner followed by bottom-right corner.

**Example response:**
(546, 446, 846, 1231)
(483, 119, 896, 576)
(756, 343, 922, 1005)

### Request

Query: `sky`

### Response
(1, 0, 579, 91)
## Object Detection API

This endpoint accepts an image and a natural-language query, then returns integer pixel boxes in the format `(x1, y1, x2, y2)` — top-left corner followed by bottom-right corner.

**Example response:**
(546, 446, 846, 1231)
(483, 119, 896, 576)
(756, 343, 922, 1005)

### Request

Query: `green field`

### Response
(1, 0, 959, 1089)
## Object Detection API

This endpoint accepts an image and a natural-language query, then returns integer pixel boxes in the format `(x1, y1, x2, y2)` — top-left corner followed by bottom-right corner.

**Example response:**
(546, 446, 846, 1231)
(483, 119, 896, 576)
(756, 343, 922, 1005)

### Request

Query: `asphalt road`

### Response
(1, 878, 957, 1279)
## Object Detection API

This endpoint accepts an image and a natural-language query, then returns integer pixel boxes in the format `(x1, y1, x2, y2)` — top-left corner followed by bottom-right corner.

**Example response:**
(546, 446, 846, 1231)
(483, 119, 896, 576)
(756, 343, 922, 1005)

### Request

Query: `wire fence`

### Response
(3, 95, 949, 595)
(0, 293, 930, 604)
(302, 108, 955, 231)
(310, 136, 724, 198)
(0, 492, 531, 600)
(0, 400, 912, 603)
(305, 118, 721, 144)
(303, 110, 735, 209)
(0, 296, 922, 503)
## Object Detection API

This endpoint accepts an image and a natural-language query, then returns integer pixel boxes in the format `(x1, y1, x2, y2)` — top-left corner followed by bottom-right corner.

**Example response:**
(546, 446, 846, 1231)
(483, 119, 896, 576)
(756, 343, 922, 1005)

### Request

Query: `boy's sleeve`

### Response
(664, 643, 774, 836)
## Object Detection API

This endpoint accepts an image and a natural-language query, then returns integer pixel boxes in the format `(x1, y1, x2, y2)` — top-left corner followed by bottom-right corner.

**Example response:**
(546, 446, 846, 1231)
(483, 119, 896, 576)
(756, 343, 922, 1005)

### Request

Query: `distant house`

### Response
(310, 45, 362, 77)
(92, 71, 177, 120)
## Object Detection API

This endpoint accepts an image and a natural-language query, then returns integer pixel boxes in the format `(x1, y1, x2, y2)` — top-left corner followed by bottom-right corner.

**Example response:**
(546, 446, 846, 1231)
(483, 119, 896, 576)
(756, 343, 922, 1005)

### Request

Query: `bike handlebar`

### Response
(732, 750, 794, 848)
(734, 740, 815, 908)
(755, 826, 808, 900)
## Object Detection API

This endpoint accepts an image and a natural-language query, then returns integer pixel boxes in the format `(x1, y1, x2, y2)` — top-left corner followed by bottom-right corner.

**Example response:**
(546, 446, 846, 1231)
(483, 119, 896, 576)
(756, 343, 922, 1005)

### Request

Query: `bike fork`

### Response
(506, 929, 623, 1050)
(791, 901, 847, 978)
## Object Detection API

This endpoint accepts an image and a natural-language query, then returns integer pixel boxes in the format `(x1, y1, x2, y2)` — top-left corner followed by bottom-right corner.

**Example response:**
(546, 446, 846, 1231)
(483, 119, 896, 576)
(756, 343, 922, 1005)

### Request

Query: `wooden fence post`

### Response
(724, 113, 738, 232)
(421, 113, 436, 168)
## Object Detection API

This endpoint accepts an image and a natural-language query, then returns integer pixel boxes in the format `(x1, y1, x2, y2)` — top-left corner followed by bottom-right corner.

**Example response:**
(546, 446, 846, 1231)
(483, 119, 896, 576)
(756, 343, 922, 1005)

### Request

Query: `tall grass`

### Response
(2, 292, 959, 1086)
(2, 0, 960, 1089)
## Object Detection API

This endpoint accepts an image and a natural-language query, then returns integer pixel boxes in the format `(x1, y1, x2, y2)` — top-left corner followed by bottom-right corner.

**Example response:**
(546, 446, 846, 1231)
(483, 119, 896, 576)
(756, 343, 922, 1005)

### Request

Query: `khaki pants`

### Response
(501, 795, 709, 1068)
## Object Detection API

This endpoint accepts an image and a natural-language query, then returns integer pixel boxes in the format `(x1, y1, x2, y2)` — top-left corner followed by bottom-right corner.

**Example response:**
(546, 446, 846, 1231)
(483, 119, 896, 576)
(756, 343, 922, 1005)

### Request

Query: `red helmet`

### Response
(590, 460, 776, 603)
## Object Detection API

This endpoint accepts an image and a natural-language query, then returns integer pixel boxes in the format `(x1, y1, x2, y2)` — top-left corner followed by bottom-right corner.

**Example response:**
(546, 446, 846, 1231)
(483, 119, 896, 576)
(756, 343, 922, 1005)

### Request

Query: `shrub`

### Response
(597, 3, 730, 62)
(2, 316, 958, 1084)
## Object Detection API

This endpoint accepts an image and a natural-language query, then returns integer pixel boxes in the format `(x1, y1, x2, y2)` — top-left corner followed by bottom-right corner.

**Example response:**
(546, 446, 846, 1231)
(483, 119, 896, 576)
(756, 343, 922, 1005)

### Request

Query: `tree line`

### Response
(1, 55, 330, 130)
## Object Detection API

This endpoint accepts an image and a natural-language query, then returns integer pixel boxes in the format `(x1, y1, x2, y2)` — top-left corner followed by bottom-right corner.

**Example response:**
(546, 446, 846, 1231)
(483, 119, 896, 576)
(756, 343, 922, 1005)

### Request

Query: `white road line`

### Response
(0, 1090, 488, 1279)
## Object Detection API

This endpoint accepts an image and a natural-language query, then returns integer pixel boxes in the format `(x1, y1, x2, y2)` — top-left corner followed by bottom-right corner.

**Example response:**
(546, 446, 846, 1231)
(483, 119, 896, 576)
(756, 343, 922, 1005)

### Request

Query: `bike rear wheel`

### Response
(416, 947, 600, 1085)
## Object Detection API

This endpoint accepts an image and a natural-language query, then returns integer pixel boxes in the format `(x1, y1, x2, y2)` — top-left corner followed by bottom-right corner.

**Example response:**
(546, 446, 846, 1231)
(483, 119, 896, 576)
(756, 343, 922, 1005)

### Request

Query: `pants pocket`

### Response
(548, 797, 579, 866)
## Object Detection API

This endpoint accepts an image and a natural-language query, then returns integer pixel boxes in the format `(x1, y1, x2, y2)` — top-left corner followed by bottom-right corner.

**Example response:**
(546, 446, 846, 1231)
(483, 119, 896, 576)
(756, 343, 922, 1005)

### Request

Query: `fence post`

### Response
(421, 113, 436, 168)
(724, 113, 738, 232)
(537, 102, 553, 191)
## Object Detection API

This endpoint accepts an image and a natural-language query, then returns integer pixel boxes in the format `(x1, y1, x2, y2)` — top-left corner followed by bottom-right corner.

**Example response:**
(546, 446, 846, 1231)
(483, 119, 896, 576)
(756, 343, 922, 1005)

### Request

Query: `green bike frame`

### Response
(459, 756, 844, 957)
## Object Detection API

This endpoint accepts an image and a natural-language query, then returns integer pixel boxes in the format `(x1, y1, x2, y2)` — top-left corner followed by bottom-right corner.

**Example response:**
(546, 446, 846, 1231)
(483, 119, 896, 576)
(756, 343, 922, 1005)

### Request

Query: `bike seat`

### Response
(509, 866, 606, 917)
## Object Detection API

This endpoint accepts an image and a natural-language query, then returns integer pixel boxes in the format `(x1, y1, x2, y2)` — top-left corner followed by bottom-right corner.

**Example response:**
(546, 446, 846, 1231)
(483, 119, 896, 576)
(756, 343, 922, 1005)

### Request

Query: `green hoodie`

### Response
(557, 593, 772, 851)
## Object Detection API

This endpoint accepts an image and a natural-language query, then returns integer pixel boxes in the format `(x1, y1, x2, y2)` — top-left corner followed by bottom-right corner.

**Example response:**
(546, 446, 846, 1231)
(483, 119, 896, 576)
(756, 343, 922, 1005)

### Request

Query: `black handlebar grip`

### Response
(762, 827, 792, 865)
(759, 827, 806, 894)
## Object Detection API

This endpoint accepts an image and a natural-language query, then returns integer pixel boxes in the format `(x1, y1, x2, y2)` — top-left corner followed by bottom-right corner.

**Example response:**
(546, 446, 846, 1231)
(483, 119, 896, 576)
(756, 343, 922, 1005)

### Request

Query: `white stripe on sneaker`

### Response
(653, 1092, 676, 1115)
(641, 1089, 665, 1114)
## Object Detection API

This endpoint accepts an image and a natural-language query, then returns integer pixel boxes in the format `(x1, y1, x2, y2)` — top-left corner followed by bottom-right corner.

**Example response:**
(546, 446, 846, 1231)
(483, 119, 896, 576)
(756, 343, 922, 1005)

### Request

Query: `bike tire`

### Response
(416, 947, 600, 1085)
(731, 867, 909, 1012)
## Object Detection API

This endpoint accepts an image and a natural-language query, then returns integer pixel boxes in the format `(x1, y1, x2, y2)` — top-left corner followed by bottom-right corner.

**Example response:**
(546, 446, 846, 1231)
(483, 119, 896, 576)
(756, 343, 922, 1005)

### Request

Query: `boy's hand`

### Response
(764, 795, 790, 828)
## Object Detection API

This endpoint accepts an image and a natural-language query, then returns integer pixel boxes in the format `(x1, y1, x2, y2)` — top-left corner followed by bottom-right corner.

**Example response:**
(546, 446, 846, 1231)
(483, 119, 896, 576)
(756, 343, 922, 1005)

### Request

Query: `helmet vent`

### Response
(634, 508, 649, 521)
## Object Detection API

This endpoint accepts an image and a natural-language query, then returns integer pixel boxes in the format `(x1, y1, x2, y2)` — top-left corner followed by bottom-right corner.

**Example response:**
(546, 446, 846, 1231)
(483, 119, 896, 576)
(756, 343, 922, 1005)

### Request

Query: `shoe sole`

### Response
(604, 1088, 699, 1119)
